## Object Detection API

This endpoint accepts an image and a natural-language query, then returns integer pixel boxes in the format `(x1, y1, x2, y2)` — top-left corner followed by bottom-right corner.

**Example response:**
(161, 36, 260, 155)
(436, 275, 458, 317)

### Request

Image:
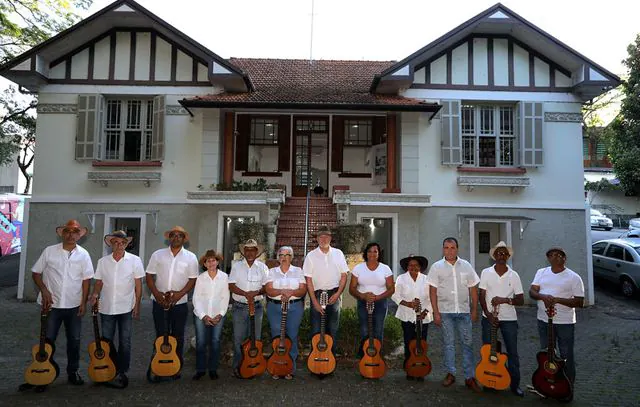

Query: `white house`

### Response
(0, 0, 619, 304)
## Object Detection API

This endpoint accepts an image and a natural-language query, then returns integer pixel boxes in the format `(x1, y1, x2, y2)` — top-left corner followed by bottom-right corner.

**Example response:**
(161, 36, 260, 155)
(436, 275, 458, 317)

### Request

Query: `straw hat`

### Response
(164, 225, 190, 242)
(239, 239, 264, 256)
(55, 219, 88, 238)
(489, 241, 514, 260)
(104, 230, 133, 248)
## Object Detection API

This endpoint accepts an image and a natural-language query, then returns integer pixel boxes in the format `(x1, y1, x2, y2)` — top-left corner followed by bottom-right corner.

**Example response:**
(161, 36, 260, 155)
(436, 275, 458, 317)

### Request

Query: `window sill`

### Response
(456, 167, 527, 174)
(241, 171, 283, 177)
(92, 161, 162, 167)
(338, 173, 372, 178)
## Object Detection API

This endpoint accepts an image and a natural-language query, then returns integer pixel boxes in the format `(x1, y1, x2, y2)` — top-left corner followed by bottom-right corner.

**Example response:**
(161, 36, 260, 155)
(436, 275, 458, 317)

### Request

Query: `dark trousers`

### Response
(310, 289, 341, 354)
(152, 301, 188, 366)
(356, 298, 388, 359)
(537, 320, 576, 384)
(401, 320, 429, 363)
(481, 317, 521, 390)
(101, 312, 133, 373)
(45, 306, 82, 375)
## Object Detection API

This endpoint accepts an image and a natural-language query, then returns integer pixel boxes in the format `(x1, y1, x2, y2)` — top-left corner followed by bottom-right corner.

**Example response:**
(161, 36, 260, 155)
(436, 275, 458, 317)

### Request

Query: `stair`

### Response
(275, 197, 338, 267)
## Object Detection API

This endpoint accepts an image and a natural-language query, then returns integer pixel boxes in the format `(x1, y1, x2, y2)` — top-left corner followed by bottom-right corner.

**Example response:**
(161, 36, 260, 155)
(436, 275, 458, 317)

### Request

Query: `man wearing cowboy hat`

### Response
(478, 241, 525, 397)
(88, 231, 145, 388)
(228, 238, 269, 377)
(146, 226, 199, 378)
(31, 219, 95, 387)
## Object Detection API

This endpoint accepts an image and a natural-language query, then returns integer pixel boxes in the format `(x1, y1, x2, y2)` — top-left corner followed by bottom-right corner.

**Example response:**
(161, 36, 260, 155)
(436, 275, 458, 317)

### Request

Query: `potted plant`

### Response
(331, 223, 371, 254)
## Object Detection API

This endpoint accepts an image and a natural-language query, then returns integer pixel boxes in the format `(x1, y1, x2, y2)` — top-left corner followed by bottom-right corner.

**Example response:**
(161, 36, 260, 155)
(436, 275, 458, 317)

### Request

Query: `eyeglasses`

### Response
(278, 253, 292, 257)
(547, 252, 565, 258)
(169, 233, 185, 238)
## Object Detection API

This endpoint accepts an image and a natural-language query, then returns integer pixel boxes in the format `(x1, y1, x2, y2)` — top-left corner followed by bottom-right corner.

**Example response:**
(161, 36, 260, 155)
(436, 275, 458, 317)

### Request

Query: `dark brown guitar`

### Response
(239, 300, 266, 378)
(307, 291, 336, 375)
(404, 299, 432, 378)
(476, 305, 510, 390)
(267, 300, 294, 377)
(24, 307, 60, 386)
(531, 306, 573, 401)
(150, 293, 181, 377)
(87, 300, 117, 383)
(357, 301, 385, 379)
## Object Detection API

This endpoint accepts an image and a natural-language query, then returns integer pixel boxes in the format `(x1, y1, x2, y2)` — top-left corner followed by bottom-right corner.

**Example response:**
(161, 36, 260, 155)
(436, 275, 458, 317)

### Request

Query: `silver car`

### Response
(590, 209, 613, 231)
(592, 238, 640, 298)
(629, 218, 640, 230)
(619, 229, 640, 239)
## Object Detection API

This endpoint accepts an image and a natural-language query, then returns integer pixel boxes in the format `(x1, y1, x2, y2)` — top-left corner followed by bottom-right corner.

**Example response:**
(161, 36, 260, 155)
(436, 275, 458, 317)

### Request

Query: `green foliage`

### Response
(234, 222, 267, 248)
(215, 178, 269, 191)
(585, 178, 621, 193)
(331, 223, 371, 254)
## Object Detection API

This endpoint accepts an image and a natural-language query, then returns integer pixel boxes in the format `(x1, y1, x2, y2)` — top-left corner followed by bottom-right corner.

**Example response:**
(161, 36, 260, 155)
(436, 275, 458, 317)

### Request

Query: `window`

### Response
(583, 138, 589, 160)
(102, 213, 147, 260)
(624, 248, 636, 263)
(592, 242, 608, 255)
(605, 244, 624, 260)
(344, 119, 372, 146)
(460, 105, 516, 167)
(595, 142, 606, 160)
(104, 98, 154, 161)
(342, 119, 373, 174)
(250, 118, 278, 145)
(220, 215, 257, 273)
(248, 118, 279, 172)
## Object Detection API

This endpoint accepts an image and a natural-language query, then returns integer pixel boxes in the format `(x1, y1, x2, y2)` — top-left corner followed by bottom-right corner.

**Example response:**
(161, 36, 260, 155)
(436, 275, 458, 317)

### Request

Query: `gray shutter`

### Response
(75, 94, 102, 161)
(151, 95, 165, 160)
(440, 100, 462, 165)
(520, 101, 544, 167)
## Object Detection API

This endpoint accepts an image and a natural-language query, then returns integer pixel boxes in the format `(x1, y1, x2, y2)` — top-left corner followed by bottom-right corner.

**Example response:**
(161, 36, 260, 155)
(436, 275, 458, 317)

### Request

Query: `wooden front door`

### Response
(292, 117, 329, 197)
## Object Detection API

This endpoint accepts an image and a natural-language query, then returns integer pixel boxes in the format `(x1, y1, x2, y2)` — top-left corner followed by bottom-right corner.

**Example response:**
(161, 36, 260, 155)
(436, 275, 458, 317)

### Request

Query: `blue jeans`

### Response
(266, 299, 304, 373)
(232, 301, 264, 369)
(101, 312, 133, 373)
(481, 317, 520, 389)
(441, 313, 475, 379)
(356, 299, 388, 358)
(401, 320, 429, 363)
(537, 320, 576, 383)
(152, 301, 188, 367)
(310, 289, 341, 354)
(45, 307, 82, 375)
(193, 314, 225, 374)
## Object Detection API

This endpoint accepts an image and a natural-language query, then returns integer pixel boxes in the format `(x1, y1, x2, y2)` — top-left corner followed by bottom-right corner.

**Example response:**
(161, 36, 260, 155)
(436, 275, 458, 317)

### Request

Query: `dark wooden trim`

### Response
(509, 36, 571, 78)
(425, 63, 431, 84)
(549, 65, 555, 88)
(584, 65, 590, 81)
(338, 173, 371, 178)
(49, 29, 112, 68)
(108, 32, 116, 80)
(241, 171, 283, 177)
(182, 100, 441, 114)
(528, 53, 535, 87)
(457, 166, 527, 174)
(223, 112, 234, 185)
(92, 160, 162, 167)
(468, 39, 474, 85)
(446, 50, 452, 85)
(409, 83, 572, 92)
(129, 31, 136, 81)
(30, 57, 36, 71)
(48, 78, 213, 86)
(487, 38, 494, 87)
(507, 40, 514, 87)
(88, 45, 94, 80)
(65, 57, 71, 79)
(149, 32, 156, 81)
(192, 58, 198, 82)
(170, 45, 177, 82)
(383, 114, 398, 193)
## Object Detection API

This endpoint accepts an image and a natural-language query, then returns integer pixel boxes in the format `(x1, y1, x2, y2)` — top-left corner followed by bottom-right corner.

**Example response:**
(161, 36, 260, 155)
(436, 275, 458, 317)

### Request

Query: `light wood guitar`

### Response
(24, 307, 60, 386)
(239, 300, 267, 378)
(404, 299, 432, 378)
(307, 291, 336, 375)
(150, 293, 181, 377)
(87, 300, 118, 383)
(267, 300, 294, 377)
(476, 305, 511, 390)
(357, 301, 385, 379)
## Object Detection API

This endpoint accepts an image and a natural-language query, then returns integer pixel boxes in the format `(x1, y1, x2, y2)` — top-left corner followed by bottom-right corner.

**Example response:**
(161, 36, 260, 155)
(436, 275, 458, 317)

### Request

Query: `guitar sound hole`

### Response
(489, 355, 498, 363)
(544, 361, 558, 374)
(160, 344, 173, 354)
(94, 349, 105, 359)
(317, 343, 327, 352)
(366, 347, 377, 357)
(249, 349, 258, 358)
(414, 349, 422, 356)
(277, 347, 286, 355)
(35, 352, 49, 362)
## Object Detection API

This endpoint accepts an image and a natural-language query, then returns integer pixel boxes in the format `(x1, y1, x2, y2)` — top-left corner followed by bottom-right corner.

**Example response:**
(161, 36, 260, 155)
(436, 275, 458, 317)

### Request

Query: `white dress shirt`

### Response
(228, 259, 269, 303)
(145, 247, 199, 305)
(426, 257, 480, 314)
(303, 247, 349, 291)
(392, 272, 433, 323)
(32, 243, 94, 309)
(352, 262, 393, 296)
(479, 266, 524, 321)
(192, 271, 230, 320)
(94, 251, 145, 315)
(532, 266, 585, 324)
(267, 266, 305, 301)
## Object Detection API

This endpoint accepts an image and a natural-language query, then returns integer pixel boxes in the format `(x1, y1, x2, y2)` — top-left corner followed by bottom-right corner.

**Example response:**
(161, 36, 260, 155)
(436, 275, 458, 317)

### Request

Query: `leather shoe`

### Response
(209, 372, 218, 380)
(465, 377, 482, 393)
(512, 387, 525, 397)
(442, 373, 456, 387)
(68, 372, 84, 385)
(192, 372, 205, 381)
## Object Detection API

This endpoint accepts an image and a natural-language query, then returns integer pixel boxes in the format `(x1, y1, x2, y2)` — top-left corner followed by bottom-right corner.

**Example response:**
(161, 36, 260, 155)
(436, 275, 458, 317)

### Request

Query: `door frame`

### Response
(102, 212, 147, 260)
(291, 115, 330, 197)
(468, 218, 512, 270)
(356, 212, 398, 277)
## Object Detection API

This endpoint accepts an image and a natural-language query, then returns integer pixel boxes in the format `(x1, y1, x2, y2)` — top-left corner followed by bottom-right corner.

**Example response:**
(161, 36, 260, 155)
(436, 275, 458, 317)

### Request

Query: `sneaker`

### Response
(512, 387, 525, 397)
(442, 373, 455, 387)
(108, 373, 128, 389)
(284, 374, 294, 380)
(68, 372, 84, 386)
(465, 377, 482, 393)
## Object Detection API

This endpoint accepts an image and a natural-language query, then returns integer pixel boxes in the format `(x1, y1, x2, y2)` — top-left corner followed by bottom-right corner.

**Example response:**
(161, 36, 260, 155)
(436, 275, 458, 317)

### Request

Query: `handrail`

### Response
(303, 171, 312, 255)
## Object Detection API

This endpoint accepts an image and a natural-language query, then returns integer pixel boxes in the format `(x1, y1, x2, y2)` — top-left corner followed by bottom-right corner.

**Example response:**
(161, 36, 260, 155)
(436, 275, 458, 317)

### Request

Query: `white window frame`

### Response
(216, 211, 261, 253)
(102, 212, 147, 260)
(461, 104, 516, 167)
(356, 212, 398, 277)
(103, 97, 154, 161)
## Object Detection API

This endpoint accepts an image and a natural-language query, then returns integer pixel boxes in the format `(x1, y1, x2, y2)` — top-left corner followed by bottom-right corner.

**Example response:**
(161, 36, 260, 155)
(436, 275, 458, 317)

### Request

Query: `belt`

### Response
(267, 297, 304, 305)
(234, 300, 262, 306)
(314, 288, 338, 296)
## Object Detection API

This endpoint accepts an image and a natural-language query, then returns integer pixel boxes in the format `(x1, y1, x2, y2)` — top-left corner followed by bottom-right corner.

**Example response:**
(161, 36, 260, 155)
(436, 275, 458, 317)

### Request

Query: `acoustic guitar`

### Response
(239, 300, 267, 378)
(24, 307, 60, 386)
(358, 301, 385, 379)
(307, 291, 336, 375)
(404, 299, 432, 378)
(150, 293, 181, 377)
(88, 300, 118, 383)
(532, 306, 573, 401)
(266, 300, 294, 377)
(476, 305, 511, 390)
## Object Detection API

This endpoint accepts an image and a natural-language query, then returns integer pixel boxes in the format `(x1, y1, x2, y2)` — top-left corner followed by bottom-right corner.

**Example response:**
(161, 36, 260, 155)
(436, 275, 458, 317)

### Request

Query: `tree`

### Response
(582, 89, 620, 164)
(609, 34, 640, 196)
(0, 0, 92, 193)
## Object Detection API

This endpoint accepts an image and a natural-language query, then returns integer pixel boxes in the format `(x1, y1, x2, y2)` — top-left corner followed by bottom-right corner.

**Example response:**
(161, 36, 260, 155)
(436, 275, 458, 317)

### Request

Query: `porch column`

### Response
(222, 112, 234, 185)
(383, 114, 400, 193)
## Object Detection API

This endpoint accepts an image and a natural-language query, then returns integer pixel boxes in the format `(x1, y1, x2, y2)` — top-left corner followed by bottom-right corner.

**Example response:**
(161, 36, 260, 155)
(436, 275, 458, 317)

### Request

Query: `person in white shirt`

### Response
(31, 219, 94, 388)
(392, 254, 432, 380)
(192, 250, 229, 381)
(145, 226, 199, 379)
(89, 230, 145, 388)
(229, 239, 269, 377)
(427, 236, 481, 392)
(349, 242, 395, 359)
(265, 246, 307, 379)
(478, 241, 524, 397)
(303, 225, 350, 355)
(530, 247, 584, 384)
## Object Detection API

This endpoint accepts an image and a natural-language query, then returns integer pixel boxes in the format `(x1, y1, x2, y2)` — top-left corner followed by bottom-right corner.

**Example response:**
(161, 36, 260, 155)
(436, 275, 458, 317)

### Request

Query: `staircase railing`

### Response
(303, 171, 312, 255)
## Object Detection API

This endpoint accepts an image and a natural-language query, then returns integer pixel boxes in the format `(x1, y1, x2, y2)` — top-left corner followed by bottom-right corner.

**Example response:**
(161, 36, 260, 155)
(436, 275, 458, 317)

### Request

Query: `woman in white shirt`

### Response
(192, 250, 230, 380)
(349, 242, 395, 358)
(265, 246, 307, 379)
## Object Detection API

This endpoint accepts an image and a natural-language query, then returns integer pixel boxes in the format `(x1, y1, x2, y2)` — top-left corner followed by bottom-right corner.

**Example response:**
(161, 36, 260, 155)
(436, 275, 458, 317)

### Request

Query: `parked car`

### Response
(629, 217, 640, 230)
(592, 238, 640, 298)
(619, 229, 640, 239)
(590, 209, 613, 231)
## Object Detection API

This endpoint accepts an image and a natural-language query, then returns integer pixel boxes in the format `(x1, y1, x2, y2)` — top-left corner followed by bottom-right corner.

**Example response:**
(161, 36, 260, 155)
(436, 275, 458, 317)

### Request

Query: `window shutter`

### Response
(440, 100, 462, 165)
(75, 94, 102, 161)
(235, 114, 250, 171)
(520, 102, 544, 167)
(278, 115, 291, 172)
(331, 116, 344, 172)
(151, 95, 165, 160)
(372, 116, 386, 145)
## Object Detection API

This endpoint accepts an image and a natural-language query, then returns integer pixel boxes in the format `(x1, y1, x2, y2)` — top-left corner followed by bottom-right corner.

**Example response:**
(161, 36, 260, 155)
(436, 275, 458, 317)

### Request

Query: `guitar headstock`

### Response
(92, 299, 99, 316)
(366, 300, 375, 314)
(162, 292, 172, 310)
(545, 305, 556, 319)
(248, 300, 256, 316)
(281, 299, 289, 312)
(413, 298, 421, 314)
(40, 303, 49, 317)
(320, 291, 328, 310)
(492, 304, 499, 317)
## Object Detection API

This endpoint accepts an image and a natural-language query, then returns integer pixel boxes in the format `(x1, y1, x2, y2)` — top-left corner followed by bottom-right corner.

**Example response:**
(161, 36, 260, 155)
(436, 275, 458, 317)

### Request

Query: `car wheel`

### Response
(620, 278, 637, 298)
(605, 227, 612, 231)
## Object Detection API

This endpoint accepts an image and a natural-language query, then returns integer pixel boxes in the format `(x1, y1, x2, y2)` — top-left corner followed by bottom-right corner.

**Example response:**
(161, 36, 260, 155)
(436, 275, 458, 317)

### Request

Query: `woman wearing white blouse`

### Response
(192, 250, 230, 380)
(265, 246, 307, 379)
(349, 242, 395, 358)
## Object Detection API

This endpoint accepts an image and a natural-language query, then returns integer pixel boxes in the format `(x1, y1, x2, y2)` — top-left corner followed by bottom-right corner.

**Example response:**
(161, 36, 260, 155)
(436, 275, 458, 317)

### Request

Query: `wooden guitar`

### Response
(358, 301, 386, 379)
(476, 305, 511, 390)
(404, 299, 432, 378)
(24, 307, 60, 386)
(532, 306, 573, 401)
(239, 300, 267, 378)
(150, 293, 181, 377)
(266, 300, 294, 377)
(87, 300, 118, 383)
(307, 291, 336, 375)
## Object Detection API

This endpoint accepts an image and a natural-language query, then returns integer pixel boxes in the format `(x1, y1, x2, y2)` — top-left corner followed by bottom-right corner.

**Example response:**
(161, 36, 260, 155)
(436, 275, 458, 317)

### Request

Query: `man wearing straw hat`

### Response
(31, 219, 95, 387)
(478, 241, 525, 397)
(146, 226, 199, 378)
(89, 230, 145, 388)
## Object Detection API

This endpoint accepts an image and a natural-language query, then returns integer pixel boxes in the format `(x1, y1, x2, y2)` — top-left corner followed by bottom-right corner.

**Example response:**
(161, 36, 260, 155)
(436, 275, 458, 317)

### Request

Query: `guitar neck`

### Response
(93, 314, 103, 351)
(38, 313, 47, 354)
(415, 312, 422, 341)
(490, 322, 498, 355)
(163, 308, 170, 345)
(547, 316, 554, 361)
(280, 308, 288, 343)
(367, 309, 374, 348)
(249, 314, 257, 348)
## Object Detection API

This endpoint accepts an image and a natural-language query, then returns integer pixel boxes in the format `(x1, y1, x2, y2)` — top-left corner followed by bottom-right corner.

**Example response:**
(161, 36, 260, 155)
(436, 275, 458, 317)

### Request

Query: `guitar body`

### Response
(267, 337, 294, 377)
(532, 351, 573, 401)
(308, 333, 336, 375)
(358, 338, 386, 379)
(150, 335, 181, 377)
(476, 343, 511, 390)
(88, 338, 118, 383)
(404, 338, 432, 378)
(25, 340, 59, 386)
(239, 339, 266, 378)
